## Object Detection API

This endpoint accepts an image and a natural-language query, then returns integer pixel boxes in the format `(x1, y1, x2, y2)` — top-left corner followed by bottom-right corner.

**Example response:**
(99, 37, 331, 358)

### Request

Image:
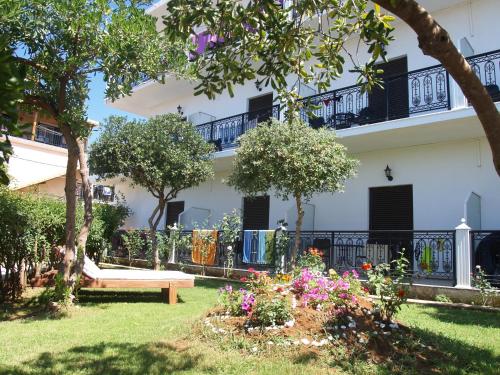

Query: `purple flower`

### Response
(351, 269, 359, 279)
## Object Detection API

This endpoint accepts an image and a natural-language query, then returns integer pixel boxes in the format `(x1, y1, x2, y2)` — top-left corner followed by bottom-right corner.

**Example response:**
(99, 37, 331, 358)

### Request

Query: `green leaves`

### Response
(89, 114, 215, 201)
(227, 118, 358, 203)
(164, 0, 395, 104)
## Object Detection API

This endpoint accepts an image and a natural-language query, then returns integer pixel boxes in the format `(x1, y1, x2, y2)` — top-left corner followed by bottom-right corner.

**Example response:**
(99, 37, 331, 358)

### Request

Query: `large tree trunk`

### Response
(59, 123, 79, 287)
(292, 194, 304, 267)
(76, 137, 93, 274)
(375, 0, 500, 176)
(148, 195, 166, 270)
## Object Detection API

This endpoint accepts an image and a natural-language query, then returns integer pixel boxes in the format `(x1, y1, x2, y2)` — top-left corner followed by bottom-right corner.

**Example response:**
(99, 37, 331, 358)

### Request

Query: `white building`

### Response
(107, 0, 500, 283)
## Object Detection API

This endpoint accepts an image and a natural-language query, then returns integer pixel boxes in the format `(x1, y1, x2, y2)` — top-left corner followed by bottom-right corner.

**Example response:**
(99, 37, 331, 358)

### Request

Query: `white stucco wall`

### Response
(110, 0, 500, 120)
(114, 136, 500, 231)
(7, 137, 68, 190)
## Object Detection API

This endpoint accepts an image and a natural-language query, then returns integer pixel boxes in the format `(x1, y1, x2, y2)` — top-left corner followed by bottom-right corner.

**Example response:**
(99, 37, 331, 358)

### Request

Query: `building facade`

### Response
(107, 0, 500, 282)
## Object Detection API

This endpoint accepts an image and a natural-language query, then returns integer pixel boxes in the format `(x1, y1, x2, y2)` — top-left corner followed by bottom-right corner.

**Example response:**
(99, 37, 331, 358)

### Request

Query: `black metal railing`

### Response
(111, 228, 455, 282)
(470, 230, 500, 286)
(35, 125, 66, 148)
(195, 105, 280, 151)
(467, 49, 500, 102)
(287, 230, 455, 281)
(298, 64, 451, 130)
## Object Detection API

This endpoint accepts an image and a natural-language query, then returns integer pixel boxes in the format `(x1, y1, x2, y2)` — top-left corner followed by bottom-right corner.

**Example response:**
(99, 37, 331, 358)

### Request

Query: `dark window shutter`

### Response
(369, 185, 413, 231)
(248, 93, 274, 122)
(243, 196, 270, 230)
(369, 57, 409, 121)
(165, 201, 185, 228)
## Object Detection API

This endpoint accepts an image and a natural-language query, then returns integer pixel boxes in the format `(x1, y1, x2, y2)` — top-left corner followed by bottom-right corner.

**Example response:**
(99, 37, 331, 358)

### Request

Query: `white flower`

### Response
(300, 338, 310, 345)
(227, 245, 233, 251)
(251, 347, 258, 353)
(284, 320, 295, 328)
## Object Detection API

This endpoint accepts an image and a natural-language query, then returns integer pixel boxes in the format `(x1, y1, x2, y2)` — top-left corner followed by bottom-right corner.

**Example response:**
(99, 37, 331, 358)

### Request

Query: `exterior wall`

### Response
(18, 175, 80, 199)
(110, 0, 500, 120)
(7, 137, 68, 191)
(114, 136, 500, 231)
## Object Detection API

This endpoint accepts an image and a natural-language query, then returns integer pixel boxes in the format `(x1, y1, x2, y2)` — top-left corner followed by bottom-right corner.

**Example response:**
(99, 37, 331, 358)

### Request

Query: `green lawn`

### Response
(0, 279, 499, 375)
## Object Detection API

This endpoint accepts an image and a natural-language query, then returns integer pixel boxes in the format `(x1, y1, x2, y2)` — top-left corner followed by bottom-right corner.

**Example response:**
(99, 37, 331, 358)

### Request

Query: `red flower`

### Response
(361, 263, 372, 271)
(397, 289, 405, 298)
(362, 286, 370, 294)
(247, 267, 255, 273)
(240, 277, 247, 282)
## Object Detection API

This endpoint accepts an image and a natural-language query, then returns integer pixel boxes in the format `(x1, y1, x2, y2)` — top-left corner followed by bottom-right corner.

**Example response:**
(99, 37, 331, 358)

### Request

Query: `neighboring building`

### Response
(107, 0, 500, 282)
(6, 112, 100, 199)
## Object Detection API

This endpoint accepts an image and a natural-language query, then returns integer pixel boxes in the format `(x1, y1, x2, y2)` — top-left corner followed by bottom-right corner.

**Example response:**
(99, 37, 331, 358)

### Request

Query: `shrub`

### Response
(86, 203, 129, 264)
(297, 247, 325, 274)
(435, 294, 453, 303)
(0, 188, 67, 301)
(121, 230, 146, 262)
(366, 254, 410, 320)
(250, 296, 292, 327)
(218, 285, 248, 316)
(217, 210, 242, 277)
(472, 265, 498, 306)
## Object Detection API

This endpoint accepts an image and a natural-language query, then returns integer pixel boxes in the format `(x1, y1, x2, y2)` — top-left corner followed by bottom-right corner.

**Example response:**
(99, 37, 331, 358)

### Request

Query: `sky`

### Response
(86, 72, 145, 144)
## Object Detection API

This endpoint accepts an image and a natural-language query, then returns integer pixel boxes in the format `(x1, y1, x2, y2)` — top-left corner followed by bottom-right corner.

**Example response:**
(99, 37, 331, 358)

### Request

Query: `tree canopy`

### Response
(0, 37, 25, 185)
(0, 0, 192, 288)
(228, 118, 358, 263)
(164, 0, 500, 175)
(89, 114, 215, 269)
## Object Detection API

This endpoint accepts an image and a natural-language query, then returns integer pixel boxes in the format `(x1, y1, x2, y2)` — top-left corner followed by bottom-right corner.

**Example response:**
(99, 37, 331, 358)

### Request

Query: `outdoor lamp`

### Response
(385, 165, 393, 181)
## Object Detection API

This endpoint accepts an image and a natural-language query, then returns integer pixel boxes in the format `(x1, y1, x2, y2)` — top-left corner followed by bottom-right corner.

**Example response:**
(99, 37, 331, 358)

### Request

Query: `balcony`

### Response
(195, 105, 280, 151)
(35, 124, 66, 148)
(191, 49, 500, 152)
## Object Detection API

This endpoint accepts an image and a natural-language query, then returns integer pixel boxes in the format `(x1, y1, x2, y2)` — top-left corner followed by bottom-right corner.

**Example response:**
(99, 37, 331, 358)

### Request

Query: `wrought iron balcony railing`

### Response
(35, 125, 66, 148)
(298, 64, 451, 130)
(195, 105, 280, 151)
(467, 49, 500, 102)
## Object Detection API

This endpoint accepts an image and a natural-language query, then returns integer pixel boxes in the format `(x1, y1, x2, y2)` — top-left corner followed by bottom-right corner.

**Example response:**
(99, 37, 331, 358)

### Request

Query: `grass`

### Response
(0, 278, 498, 374)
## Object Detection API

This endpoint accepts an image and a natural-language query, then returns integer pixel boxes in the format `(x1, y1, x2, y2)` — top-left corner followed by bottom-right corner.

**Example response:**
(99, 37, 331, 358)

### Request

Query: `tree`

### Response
(227, 118, 358, 265)
(1, 0, 190, 291)
(89, 114, 214, 270)
(0, 36, 25, 185)
(164, 0, 500, 176)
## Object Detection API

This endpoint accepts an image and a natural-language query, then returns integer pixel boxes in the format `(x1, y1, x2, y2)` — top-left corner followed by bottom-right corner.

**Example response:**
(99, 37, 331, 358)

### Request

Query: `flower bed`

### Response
(201, 250, 441, 367)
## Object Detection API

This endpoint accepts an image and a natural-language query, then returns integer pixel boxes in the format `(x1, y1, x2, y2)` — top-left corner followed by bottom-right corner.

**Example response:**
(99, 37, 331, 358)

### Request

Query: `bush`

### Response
(0, 187, 129, 301)
(250, 296, 292, 327)
(296, 247, 326, 274)
(0, 188, 66, 301)
(365, 254, 410, 320)
(86, 203, 129, 264)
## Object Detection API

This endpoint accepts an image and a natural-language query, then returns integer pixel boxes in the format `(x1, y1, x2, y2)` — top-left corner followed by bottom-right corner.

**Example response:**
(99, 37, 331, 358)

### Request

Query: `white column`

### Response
(168, 224, 178, 264)
(455, 218, 472, 288)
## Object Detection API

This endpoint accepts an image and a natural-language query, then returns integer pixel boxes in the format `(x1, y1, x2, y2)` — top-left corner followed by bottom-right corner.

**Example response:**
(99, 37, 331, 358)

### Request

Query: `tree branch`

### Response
(13, 56, 48, 72)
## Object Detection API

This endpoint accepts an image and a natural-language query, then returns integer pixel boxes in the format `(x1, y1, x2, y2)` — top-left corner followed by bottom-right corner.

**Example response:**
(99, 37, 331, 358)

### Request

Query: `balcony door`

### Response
(165, 201, 185, 229)
(369, 185, 413, 263)
(243, 195, 270, 230)
(248, 93, 273, 124)
(368, 57, 409, 122)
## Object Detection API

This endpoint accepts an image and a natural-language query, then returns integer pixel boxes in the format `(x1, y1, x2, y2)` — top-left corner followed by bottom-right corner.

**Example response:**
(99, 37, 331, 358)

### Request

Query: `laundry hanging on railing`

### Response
(243, 230, 275, 264)
(191, 230, 218, 266)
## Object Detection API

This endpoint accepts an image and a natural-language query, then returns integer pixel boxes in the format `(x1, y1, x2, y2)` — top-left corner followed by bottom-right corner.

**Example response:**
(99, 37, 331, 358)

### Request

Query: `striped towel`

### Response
(243, 230, 275, 264)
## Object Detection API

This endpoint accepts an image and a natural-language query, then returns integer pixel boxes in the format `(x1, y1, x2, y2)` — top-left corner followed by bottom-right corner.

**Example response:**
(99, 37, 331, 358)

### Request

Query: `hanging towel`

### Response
(243, 230, 258, 263)
(191, 230, 218, 266)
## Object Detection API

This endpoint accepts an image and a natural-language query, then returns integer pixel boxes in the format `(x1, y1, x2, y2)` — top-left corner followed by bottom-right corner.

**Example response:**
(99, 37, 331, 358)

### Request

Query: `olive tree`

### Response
(164, 0, 500, 176)
(227, 118, 358, 265)
(1, 0, 190, 290)
(89, 114, 214, 270)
